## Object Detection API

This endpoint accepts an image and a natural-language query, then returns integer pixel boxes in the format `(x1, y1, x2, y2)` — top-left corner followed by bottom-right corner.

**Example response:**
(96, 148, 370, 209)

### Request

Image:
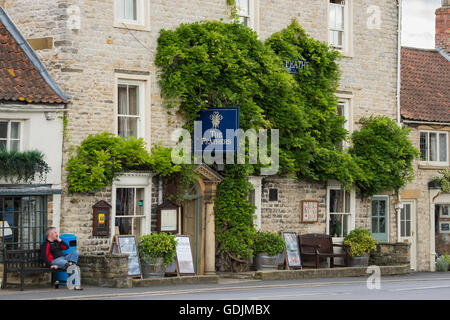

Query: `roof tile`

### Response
(401, 47, 450, 123)
(0, 13, 68, 104)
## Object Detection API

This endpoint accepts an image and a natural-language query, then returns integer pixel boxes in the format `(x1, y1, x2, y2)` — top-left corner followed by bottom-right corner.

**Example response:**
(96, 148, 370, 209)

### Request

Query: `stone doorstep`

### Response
(131, 275, 219, 287)
(252, 265, 411, 281)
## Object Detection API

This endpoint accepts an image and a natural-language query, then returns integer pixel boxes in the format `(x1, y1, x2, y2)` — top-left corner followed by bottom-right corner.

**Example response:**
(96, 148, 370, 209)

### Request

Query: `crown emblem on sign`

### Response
(209, 111, 223, 129)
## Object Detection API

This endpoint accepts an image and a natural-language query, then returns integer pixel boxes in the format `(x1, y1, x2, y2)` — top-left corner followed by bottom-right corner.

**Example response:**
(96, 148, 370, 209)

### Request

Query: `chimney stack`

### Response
(436, 0, 450, 53)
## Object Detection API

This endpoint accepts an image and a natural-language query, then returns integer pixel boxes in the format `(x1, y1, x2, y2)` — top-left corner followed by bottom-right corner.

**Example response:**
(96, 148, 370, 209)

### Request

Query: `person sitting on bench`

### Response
(40, 227, 83, 290)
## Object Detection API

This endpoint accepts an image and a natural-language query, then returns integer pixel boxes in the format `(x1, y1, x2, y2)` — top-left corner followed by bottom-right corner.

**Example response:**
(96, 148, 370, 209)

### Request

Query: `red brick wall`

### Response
(435, 6, 449, 53)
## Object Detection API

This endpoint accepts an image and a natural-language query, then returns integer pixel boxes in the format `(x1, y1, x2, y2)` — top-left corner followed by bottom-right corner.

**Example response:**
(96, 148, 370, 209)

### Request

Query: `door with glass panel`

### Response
(400, 201, 417, 270)
(371, 196, 389, 242)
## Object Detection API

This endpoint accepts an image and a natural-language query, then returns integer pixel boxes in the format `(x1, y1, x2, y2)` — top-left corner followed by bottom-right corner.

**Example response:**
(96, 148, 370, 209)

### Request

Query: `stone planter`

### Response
(350, 253, 370, 267)
(141, 257, 165, 278)
(255, 252, 279, 271)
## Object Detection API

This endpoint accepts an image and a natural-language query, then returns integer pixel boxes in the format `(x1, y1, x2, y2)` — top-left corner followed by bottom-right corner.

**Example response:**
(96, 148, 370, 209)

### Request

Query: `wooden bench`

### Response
(298, 233, 350, 268)
(2, 249, 64, 291)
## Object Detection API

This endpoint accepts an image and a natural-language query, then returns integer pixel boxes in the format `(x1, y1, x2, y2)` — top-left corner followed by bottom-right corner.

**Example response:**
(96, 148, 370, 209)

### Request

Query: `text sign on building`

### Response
(283, 56, 310, 74)
(193, 107, 239, 154)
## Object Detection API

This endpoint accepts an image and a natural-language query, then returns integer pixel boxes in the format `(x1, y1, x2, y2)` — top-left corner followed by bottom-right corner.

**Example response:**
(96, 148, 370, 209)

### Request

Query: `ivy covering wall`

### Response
(154, 19, 418, 271)
(65, 17, 418, 272)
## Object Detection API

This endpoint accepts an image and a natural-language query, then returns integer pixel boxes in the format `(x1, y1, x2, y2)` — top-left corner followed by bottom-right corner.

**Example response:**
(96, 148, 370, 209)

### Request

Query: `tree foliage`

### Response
(155, 20, 418, 271)
(349, 116, 419, 197)
(66, 133, 182, 193)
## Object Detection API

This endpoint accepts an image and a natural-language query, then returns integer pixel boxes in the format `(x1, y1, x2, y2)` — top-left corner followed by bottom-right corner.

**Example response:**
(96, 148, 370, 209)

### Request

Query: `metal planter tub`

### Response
(255, 252, 279, 271)
(141, 257, 165, 278)
(350, 253, 370, 267)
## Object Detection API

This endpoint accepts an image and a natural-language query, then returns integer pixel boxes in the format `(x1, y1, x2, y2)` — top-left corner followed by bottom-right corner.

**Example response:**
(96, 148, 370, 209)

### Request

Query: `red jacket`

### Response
(40, 239, 69, 267)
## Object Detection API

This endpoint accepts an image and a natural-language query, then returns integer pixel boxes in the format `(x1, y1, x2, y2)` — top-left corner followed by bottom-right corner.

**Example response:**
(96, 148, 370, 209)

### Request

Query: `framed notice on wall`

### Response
(301, 200, 318, 223)
(157, 201, 179, 234)
(440, 222, 450, 234)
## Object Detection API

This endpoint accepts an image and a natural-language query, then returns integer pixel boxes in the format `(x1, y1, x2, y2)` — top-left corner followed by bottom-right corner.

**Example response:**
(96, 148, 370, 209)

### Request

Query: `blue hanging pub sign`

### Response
(193, 107, 240, 155)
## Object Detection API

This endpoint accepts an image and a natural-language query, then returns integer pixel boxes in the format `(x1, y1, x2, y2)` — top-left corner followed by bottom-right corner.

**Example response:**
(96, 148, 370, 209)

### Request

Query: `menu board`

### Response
(113, 235, 142, 277)
(175, 235, 195, 275)
(282, 232, 302, 268)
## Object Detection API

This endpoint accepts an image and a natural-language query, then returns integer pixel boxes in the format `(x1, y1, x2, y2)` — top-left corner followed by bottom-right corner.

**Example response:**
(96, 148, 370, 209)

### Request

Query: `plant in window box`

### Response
(137, 232, 178, 278)
(253, 231, 285, 271)
(343, 228, 377, 267)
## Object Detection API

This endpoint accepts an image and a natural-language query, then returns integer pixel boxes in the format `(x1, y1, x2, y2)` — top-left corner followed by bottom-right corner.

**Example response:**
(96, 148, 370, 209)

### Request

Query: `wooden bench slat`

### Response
(298, 233, 350, 268)
(2, 248, 62, 291)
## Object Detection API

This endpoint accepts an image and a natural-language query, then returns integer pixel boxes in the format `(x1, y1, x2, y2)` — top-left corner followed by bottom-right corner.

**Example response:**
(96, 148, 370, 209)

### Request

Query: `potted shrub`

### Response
(253, 231, 285, 271)
(137, 232, 178, 278)
(435, 254, 450, 272)
(343, 228, 377, 267)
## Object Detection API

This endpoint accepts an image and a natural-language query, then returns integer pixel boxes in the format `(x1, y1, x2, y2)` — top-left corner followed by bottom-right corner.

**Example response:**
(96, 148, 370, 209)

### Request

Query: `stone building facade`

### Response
(2, 0, 423, 270)
(399, 1, 450, 271)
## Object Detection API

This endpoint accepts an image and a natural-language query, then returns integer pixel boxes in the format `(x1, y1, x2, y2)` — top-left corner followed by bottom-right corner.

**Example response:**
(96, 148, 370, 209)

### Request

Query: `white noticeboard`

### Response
(175, 235, 195, 275)
(161, 209, 178, 232)
(0, 221, 12, 237)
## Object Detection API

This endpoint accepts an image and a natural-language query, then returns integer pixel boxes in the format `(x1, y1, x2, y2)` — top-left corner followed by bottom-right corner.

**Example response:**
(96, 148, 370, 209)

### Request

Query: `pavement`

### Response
(0, 271, 449, 300)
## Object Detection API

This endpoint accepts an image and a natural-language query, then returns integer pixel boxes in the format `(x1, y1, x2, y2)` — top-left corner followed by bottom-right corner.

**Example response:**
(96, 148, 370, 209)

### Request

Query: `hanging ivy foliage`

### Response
(0, 149, 50, 183)
(214, 164, 256, 272)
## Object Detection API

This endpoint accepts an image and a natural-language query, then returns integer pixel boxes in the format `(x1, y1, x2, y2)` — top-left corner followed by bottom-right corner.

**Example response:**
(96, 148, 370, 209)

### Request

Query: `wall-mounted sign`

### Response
(283, 56, 310, 74)
(193, 107, 239, 155)
(301, 200, 318, 223)
(92, 200, 111, 237)
(440, 222, 450, 234)
(157, 201, 180, 234)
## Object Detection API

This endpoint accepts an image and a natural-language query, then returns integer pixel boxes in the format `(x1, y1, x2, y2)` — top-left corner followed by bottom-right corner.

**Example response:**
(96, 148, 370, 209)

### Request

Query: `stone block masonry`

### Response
(369, 242, 410, 267)
(3, 0, 408, 267)
(78, 253, 131, 288)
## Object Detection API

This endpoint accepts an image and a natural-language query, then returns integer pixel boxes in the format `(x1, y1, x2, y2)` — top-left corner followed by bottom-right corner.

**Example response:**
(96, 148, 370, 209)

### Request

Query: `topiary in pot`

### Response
(253, 231, 285, 271)
(138, 232, 178, 278)
(344, 228, 377, 267)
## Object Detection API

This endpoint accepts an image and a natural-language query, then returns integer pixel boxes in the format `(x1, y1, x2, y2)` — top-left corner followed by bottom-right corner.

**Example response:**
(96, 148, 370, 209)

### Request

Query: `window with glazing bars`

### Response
(0, 195, 47, 261)
(328, 0, 346, 49)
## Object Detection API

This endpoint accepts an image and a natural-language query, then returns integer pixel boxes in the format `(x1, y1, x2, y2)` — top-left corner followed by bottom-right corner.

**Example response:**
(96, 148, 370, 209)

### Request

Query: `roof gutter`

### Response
(0, 7, 69, 102)
(402, 119, 450, 126)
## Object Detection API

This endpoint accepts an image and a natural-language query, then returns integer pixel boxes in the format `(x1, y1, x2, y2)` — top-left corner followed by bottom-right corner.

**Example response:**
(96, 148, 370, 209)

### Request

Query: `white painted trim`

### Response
(419, 130, 449, 167)
(335, 92, 353, 135)
(430, 189, 437, 271)
(0, 104, 66, 112)
(248, 176, 262, 230)
(114, 73, 151, 149)
(326, 181, 355, 241)
(400, 199, 417, 270)
(113, 0, 150, 31)
(110, 172, 154, 238)
(327, 0, 353, 57)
